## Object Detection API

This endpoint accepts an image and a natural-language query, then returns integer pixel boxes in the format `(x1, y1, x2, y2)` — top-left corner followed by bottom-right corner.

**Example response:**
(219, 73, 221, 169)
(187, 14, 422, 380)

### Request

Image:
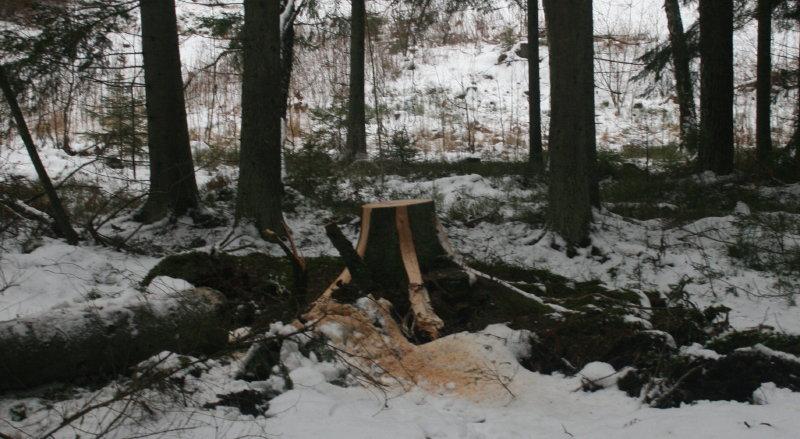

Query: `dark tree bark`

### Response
(0, 65, 80, 245)
(324, 222, 374, 292)
(236, 0, 285, 234)
(346, 0, 367, 160)
(543, 0, 597, 248)
(787, 14, 800, 165)
(664, 0, 698, 150)
(791, 25, 800, 169)
(279, 0, 298, 120)
(137, 0, 199, 223)
(527, 0, 543, 173)
(698, 0, 735, 174)
(756, 0, 773, 163)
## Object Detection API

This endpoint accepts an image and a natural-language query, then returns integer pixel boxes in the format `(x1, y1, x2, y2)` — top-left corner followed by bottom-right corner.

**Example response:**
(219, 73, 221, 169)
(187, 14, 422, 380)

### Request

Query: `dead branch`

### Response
(324, 220, 374, 292)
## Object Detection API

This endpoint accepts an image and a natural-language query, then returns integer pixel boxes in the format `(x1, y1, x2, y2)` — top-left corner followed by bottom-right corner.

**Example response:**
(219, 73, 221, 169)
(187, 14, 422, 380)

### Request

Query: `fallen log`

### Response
(0, 287, 228, 392)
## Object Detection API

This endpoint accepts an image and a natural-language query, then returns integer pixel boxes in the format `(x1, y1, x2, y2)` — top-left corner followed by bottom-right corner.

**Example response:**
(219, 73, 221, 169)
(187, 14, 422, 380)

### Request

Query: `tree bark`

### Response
(791, 18, 800, 169)
(664, 0, 698, 151)
(236, 0, 285, 234)
(137, 0, 199, 223)
(324, 221, 374, 292)
(543, 0, 597, 247)
(527, 0, 543, 173)
(698, 0, 735, 174)
(787, 12, 800, 166)
(0, 65, 80, 245)
(279, 0, 297, 120)
(756, 0, 773, 163)
(346, 0, 368, 160)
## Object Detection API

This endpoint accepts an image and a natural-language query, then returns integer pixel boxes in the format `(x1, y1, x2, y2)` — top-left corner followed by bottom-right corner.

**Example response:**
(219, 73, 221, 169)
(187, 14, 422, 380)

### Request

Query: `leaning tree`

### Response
(0, 0, 136, 243)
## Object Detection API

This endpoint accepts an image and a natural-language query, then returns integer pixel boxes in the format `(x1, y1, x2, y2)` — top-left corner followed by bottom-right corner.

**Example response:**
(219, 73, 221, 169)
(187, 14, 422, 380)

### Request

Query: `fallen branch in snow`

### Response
(0, 194, 54, 230)
(35, 352, 212, 439)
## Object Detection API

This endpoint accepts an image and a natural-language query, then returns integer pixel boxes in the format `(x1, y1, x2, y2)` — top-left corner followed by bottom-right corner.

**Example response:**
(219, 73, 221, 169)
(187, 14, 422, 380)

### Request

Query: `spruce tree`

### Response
(527, 0, 543, 173)
(543, 0, 598, 248)
(664, 0, 698, 150)
(137, 0, 200, 222)
(236, 0, 285, 235)
(698, 0, 735, 174)
(756, 0, 773, 163)
(86, 72, 146, 172)
(346, 0, 368, 160)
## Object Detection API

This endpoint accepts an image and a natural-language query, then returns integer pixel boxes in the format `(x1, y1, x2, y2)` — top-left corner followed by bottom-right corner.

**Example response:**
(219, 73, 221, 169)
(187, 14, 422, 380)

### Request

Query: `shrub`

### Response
(378, 129, 418, 165)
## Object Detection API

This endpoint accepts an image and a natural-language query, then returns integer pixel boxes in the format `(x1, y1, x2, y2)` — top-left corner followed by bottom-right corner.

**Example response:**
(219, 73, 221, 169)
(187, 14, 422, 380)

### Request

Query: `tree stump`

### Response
(313, 199, 462, 339)
(301, 199, 568, 396)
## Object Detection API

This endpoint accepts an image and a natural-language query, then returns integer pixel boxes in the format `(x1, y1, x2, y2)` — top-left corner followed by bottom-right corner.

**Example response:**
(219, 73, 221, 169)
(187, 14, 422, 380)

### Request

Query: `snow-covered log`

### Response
(0, 287, 228, 391)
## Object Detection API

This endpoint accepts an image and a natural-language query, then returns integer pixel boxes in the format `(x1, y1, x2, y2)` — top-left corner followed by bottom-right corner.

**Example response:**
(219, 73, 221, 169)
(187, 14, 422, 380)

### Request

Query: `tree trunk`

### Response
(664, 0, 698, 151)
(793, 22, 800, 169)
(137, 0, 199, 223)
(542, 0, 597, 247)
(787, 15, 800, 166)
(0, 288, 228, 391)
(279, 0, 297, 120)
(527, 0, 543, 173)
(0, 65, 80, 245)
(346, 0, 368, 160)
(698, 0, 735, 174)
(756, 0, 773, 163)
(236, 0, 285, 234)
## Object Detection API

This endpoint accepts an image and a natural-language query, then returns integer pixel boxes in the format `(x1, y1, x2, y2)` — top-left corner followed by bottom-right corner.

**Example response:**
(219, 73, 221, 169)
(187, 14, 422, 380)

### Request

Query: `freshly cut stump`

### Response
(313, 199, 462, 338)
(303, 199, 561, 398)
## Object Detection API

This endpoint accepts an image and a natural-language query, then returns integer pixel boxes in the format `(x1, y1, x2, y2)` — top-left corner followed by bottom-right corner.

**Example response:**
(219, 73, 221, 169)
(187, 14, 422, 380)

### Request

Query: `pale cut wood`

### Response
(396, 205, 444, 338)
(310, 199, 448, 339)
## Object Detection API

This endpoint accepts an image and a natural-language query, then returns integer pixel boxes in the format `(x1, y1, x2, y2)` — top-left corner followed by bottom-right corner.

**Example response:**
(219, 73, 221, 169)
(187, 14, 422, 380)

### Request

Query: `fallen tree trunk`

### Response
(0, 288, 228, 392)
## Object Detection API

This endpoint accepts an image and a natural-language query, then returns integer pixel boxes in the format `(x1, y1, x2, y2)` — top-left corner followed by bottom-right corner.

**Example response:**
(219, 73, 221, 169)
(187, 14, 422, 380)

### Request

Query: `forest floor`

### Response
(2, 149, 800, 438)
(2, 1, 800, 436)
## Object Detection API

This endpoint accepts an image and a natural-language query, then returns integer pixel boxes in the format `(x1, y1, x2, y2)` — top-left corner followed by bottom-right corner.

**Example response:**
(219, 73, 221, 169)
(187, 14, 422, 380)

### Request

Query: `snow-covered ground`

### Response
(2, 171, 800, 438)
(2, 323, 800, 438)
(3, 0, 800, 437)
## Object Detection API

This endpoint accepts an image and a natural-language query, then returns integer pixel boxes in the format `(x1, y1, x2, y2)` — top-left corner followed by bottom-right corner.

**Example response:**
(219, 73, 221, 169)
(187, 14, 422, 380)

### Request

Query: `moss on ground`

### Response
(430, 276, 551, 337)
(473, 261, 800, 407)
(144, 254, 800, 408)
(601, 163, 800, 224)
(143, 252, 343, 327)
(470, 261, 667, 373)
